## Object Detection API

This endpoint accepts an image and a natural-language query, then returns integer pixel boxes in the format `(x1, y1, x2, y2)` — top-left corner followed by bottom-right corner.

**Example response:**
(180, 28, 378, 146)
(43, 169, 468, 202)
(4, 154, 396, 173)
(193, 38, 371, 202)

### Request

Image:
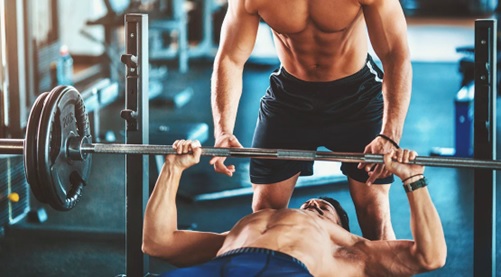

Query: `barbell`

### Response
(1, 85, 501, 211)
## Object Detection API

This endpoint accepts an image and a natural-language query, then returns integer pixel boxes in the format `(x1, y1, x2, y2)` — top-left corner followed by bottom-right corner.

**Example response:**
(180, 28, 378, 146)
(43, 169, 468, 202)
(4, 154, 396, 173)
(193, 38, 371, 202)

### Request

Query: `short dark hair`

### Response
(318, 197, 350, 232)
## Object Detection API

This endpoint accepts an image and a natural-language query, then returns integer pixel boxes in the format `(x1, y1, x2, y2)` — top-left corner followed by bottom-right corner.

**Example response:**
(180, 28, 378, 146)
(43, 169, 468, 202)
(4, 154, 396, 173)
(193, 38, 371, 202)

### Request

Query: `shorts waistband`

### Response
(276, 54, 381, 88)
(216, 247, 308, 270)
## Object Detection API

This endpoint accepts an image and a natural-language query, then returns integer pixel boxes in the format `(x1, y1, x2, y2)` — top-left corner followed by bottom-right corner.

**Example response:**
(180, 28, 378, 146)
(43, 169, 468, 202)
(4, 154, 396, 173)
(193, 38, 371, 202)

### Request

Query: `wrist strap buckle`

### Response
(403, 177, 427, 193)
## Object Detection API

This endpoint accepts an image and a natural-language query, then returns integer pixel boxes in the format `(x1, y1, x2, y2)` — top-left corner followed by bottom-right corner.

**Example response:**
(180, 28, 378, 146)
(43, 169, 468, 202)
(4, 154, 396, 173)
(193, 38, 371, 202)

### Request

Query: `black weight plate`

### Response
(24, 92, 50, 203)
(37, 86, 92, 211)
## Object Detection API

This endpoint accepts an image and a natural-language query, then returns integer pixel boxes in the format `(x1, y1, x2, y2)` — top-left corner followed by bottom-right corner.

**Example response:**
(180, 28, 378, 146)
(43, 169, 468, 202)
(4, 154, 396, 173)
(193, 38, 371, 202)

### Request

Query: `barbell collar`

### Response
(68, 136, 92, 161)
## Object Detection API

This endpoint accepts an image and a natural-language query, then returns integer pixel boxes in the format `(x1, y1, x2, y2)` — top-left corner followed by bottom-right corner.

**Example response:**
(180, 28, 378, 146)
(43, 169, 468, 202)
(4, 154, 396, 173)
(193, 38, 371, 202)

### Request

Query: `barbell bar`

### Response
(79, 143, 501, 170)
(3, 136, 501, 170)
(2, 85, 501, 212)
(83, 143, 501, 169)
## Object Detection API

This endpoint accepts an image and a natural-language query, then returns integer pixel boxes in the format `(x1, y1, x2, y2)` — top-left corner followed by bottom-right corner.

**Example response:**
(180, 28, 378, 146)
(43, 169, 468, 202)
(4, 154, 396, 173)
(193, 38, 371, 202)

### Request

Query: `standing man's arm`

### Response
(361, 149, 447, 276)
(142, 140, 227, 267)
(359, 0, 412, 184)
(210, 0, 261, 176)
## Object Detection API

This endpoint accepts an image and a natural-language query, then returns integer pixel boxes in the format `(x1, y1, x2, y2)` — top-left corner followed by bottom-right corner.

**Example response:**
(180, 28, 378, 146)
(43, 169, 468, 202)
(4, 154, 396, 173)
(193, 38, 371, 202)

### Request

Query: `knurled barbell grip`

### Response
(362, 154, 501, 170)
(231, 149, 501, 170)
(82, 143, 281, 158)
(84, 144, 318, 160)
(81, 143, 206, 155)
(277, 150, 316, 160)
(408, 155, 501, 169)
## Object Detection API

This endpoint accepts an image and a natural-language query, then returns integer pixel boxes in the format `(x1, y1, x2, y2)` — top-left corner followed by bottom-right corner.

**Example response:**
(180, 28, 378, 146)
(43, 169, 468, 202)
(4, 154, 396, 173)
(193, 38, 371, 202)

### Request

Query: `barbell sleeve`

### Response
(0, 139, 24, 155)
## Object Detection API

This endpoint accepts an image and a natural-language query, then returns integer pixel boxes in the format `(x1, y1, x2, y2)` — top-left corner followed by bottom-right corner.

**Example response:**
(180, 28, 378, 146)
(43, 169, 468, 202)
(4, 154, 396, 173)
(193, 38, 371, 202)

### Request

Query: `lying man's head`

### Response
(300, 197, 350, 232)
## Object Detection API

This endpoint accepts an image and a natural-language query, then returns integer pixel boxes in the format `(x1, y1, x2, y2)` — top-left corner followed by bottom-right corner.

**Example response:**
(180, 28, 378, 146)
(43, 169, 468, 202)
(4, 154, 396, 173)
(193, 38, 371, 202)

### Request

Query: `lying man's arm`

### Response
(361, 149, 447, 276)
(142, 140, 227, 267)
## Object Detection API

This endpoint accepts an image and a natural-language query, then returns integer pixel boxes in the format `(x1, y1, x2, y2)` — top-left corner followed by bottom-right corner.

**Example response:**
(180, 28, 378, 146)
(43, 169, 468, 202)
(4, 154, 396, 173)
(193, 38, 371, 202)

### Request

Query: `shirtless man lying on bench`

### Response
(143, 140, 446, 276)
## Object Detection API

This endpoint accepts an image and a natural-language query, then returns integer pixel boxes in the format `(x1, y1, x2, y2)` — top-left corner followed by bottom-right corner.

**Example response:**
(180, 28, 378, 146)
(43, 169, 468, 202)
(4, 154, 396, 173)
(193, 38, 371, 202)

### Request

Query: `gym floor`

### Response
(1, 17, 500, 277)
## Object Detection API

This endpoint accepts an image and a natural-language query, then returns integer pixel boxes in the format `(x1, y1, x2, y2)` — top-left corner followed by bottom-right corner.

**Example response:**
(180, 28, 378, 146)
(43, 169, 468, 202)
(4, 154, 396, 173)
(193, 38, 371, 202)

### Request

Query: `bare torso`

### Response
(217, 209, 366, 277)
(245, 0, 368, 81)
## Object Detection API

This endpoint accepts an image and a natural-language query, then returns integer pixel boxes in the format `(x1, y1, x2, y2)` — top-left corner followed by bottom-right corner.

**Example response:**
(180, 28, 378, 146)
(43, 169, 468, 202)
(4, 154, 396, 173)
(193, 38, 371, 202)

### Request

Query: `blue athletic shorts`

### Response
(159, 247, 313, 277)
(250, 54, 394, 185)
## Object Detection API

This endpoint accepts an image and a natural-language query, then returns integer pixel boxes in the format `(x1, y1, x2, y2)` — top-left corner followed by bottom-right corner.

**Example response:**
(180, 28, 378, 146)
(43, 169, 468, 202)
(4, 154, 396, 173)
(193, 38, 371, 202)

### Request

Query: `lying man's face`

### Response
(300, 198, 343, 228)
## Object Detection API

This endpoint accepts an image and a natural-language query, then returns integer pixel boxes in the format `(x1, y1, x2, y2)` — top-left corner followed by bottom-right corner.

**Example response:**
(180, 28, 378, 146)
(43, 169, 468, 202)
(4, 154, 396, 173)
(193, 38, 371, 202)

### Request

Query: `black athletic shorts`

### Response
(250, 54, 394, 185)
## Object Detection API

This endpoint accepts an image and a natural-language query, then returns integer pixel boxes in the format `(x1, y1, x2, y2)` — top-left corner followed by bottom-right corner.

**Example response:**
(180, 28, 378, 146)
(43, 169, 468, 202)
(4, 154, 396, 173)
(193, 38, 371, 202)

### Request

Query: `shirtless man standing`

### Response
(209, 0, 412, 241)
(143, 140, 446, 276)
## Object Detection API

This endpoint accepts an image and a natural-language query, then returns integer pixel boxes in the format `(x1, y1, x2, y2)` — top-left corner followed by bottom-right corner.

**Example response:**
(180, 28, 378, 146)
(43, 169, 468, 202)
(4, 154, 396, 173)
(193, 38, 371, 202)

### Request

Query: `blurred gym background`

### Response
(0, 0, 500, 276)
